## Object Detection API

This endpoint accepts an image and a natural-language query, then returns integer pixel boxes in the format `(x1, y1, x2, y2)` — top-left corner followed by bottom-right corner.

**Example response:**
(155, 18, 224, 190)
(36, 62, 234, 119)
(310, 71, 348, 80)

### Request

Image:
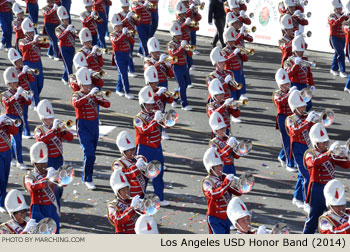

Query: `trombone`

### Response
(2, 116, 22, 127)
(163, 90, 179, 99)
(163, 56, 178, 64)
(94, 90, 112, 98)
(236, 46, 255, 56)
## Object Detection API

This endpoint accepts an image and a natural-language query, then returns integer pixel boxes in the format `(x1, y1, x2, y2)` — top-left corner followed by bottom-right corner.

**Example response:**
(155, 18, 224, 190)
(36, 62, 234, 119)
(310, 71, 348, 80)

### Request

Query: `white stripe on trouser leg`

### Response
(115, 57, 126, 93)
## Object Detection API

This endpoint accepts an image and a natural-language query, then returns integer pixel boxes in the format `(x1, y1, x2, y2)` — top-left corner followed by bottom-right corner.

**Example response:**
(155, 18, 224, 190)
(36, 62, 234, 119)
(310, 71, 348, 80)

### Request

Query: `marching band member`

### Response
(201, 147, 241, 234)
(186, 0, 202, 55)
(2, 67, 31, 170)
(19, 18, 49, 107)
(110, 13, 135, 99)
(222, 27, 248, 102)
(118, 0, 140, 77)
(279, 0, 308, 32)
(8, 48, 34, 138)
(56, 6, 76, 86)
(144, 66, 174, 140)
(93, 0, 112, 49)
(113, 131, 147, 198)
(145, 37, 175, 89)
(71, 67, 110, 190)
(43, 0, 60, 60)
(132, 0, 155, 57)
(344, 1, 350, 93)
(81, 0, 103, 46)
(0, 189, 37, 234)
(279, 14, 294, 67)
(0, 0, 14, 50)
(207, 79, 240, 137)
(208, 112, 240, 175)
(134, 86, 169, 206)
(286, 90, 315, 213)
(35, 99, 74, 170)
(225, 0, 251, 25)
(108, 169, 140, 234)
(284, 34, 314, 111)
(303, 124, 350, 234)
(78, 28, 104, 73)
(227, 197, 256, 234)
(209, 0, 226, 48)
(35, 99, 73, 209)
(175, 1, 198, 71)
(135, 214, 158, 234)
(273, 68, 296, 172)
(167, 22, 192, 111)
(12, 2, 25, 51)
(0, 115, 18, 213)
(329, 0, 348, 78)
(319, 179, 350, 234)
(24, 142, 60, 233)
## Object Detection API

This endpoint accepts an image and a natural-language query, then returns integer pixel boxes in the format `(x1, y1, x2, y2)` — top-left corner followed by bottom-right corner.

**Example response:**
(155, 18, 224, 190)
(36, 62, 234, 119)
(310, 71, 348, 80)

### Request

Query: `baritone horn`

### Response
(21, 90, 34, 99)
(157, 109, 178, 128)
(28, 218, 57, 234)
(300, 86, 312, 102)
(266, 223, 291, 234)
(309, 109, 335, 127)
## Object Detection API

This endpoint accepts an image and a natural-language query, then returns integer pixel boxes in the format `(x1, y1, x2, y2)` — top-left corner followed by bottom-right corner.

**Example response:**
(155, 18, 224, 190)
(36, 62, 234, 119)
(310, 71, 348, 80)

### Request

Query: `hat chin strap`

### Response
(330, 205, 345, 218)
(142, 104, 153, 113)
(210, 167, 220, 177)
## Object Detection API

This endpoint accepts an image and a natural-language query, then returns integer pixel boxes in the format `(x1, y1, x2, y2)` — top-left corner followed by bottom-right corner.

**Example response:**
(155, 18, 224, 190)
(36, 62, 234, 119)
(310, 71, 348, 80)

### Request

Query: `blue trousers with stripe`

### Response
(292, 142, 309, 202)
(97, 11, 107, 48)
(173, 64, 190, 108)
(208, 216, 231, 234)
(7, 114, 23, 164)
(330, 36, 345, 73)
(137, 144, 165, 201)
(137, 23, 151, 56)
(149, 10, 159, 38)
(0, 150, 11, 208)
(114, 51, 130, 93)
(0, 12, 13, 49)
(23, 60, 44, 106)
(45, 23, 59, 58)
(60, 46, 75, 82)
(27, 3, 39, 26)
(277, 114, 295, 168)
(78, 118, 99, 182)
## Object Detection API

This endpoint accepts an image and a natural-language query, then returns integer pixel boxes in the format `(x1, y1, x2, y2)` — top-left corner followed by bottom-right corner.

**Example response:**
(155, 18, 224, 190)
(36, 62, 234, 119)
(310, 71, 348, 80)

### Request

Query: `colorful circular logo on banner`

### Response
(259, 7, 270, 26)
(168, 0, 178, 14)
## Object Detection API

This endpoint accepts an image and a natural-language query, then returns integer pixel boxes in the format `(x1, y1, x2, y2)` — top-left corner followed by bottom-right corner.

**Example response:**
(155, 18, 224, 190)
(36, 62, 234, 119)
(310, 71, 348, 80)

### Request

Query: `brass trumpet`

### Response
(227, 97, 249, 108)
(128, 29, 138, 35)
(196, 2, 205, 10)
(184, 44, 196, 51)
(58, 120, 74, 129)
(147, 2, 157, 9)
(164, 56, 178, 64)
(96, 48, 111, 54)
(94, 90, 112, 98)
(163, 90, 180, 99)
(131, 13, 141, 22)
(91, 70, 106, 78)
(26, 67, 40, 75)
(71, 26, 79, 36)
(300, 59, 316, 68)
(2, 117, 22, 127)
(189, 21, 199, 28)
(227, 80, 243, 90)
(37, 36, 49, 43)
(93, 15, 103, 22)
(236, 46, 255, 56)
(243, 26, 256, 33)
(68, 74, 76, 80)
(21, 90, 34, 99)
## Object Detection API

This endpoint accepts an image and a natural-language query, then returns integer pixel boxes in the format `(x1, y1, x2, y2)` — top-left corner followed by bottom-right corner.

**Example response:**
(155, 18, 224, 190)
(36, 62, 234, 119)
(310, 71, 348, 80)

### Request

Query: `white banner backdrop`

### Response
(36, 0, 335, 53)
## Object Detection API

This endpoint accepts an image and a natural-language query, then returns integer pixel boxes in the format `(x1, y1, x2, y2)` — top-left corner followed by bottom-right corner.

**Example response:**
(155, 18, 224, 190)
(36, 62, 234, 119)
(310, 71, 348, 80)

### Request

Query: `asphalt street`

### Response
(0, 15, 349, 234)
